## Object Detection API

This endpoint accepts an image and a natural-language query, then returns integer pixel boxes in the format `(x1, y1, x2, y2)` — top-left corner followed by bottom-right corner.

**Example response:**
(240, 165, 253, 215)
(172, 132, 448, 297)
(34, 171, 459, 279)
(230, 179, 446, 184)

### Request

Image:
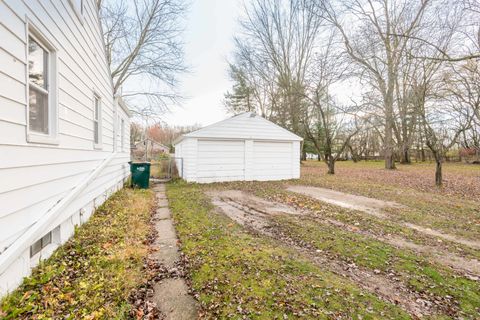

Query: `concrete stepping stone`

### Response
(156, 207, 171, 220)
(153, 278, 198, 320)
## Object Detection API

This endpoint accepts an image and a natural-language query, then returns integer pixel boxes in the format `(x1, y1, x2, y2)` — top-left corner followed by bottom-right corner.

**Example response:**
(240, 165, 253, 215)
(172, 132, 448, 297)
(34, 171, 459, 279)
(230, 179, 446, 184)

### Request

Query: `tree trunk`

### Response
(384, 68, 396, 170)
(326, 156, 335, 174)
(385, 150, 396, 169)
(435, 159, 442, 186)
(400, 146, 411, 164)
(348, 145, 359, 163)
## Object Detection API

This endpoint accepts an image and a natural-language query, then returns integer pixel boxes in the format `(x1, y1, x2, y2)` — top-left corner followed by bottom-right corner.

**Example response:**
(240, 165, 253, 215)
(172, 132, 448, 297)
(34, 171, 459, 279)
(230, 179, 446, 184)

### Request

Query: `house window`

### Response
(93, 94, 101, 147)
(27, 24, 58, 145)
(30, 231, 52, 257)
(28, 36, 49, 134)
(121, 118, 125, 151)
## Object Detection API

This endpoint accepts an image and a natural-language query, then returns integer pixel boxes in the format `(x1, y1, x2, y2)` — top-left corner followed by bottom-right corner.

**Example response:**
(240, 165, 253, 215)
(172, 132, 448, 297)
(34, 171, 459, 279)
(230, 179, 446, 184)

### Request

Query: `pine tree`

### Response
(224, 64, 254, 114)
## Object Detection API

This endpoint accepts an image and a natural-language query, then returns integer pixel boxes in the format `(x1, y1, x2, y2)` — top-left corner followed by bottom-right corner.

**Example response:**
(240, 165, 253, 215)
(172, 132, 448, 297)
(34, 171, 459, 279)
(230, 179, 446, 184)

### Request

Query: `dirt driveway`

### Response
(207, 188, 480, 319)
(287, 185, 480, 250)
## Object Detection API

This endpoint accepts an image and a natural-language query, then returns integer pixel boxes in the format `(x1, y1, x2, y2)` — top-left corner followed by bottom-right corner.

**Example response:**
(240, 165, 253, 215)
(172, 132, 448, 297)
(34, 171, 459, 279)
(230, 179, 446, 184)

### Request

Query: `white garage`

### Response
(174, 112, 302, 183)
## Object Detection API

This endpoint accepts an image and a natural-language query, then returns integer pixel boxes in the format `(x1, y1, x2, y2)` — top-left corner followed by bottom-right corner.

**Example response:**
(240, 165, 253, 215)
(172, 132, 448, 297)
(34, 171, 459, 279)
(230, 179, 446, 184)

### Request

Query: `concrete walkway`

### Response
(151, 183, 198, 320)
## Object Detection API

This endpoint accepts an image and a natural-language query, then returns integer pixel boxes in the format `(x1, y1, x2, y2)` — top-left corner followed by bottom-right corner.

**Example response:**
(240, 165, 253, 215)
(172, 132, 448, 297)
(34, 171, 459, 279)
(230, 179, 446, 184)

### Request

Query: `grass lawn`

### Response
(168, 181, 409, 319)
(0, 188, 155, 319)
(298, 161, 480, 240)
(168, 161, 480, 319)
(2, 161, 477, 319)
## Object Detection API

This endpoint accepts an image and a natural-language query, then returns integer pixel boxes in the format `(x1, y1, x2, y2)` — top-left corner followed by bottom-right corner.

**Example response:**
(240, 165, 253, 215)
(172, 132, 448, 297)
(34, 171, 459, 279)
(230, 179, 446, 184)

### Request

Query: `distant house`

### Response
(131, 138, 169, 161)
(0, 0, 131, 296)
(174, 112, 302, 183)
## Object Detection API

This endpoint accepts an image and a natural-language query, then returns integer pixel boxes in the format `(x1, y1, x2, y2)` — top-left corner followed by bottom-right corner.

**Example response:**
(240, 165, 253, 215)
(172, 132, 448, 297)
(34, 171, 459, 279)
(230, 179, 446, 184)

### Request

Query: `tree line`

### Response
(224, 0, 480, 185)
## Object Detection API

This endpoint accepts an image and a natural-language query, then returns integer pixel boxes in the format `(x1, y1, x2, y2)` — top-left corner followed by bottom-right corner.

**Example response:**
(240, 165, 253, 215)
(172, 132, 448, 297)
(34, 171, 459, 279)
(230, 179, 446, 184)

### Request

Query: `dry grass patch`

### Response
(0, 188, 155, 319)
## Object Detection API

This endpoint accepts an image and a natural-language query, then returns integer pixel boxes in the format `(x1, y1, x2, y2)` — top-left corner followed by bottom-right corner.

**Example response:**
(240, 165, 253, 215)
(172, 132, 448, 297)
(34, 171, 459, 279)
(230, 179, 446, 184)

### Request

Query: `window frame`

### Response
(93, 93, 102, 149)
(121, 118, 125, 152)
(68, 0, 85, 23)
(26, 20, 59, 145)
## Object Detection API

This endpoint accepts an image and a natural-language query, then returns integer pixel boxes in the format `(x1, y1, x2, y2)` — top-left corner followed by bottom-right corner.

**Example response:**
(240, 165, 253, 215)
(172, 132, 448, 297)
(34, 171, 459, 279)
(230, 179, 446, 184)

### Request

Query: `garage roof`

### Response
(174, 112, 303, 144)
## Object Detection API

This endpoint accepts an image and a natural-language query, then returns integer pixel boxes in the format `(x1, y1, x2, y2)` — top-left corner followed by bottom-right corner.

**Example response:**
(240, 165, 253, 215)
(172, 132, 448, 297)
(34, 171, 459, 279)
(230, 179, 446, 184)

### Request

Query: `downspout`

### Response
(0, 152, 117, 275)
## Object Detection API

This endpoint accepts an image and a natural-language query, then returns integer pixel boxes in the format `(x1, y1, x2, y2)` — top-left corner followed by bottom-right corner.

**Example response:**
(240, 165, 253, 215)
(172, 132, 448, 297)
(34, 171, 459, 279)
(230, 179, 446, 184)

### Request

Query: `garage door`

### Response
(197, 140, 245, 182)
(253, 141, 292, 180)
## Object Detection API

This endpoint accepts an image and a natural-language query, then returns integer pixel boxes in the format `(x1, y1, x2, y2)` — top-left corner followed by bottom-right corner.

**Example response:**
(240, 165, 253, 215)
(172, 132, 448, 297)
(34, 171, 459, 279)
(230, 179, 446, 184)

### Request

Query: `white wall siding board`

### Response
(0, 96, 26, 126)
(0, 146, 108, 168)
(0, 48, 25, 84)
(0, 2, 26, 42)
(0, 23, 26, 62)
(0, 121, 27, 145)
(0, 0, 131, 297)
(292, 141, 301, 178)
(182, 138, 198, 182)
(0, 71, 25, 106)
(175, 113, 302, 183)
(244, 140, 254, 180)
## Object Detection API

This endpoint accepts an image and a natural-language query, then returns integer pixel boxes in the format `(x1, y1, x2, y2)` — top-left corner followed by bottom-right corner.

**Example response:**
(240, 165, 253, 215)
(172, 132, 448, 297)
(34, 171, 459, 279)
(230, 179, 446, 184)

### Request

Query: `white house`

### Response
(0, 0, 131, 296)
(174, 112, 302, 183)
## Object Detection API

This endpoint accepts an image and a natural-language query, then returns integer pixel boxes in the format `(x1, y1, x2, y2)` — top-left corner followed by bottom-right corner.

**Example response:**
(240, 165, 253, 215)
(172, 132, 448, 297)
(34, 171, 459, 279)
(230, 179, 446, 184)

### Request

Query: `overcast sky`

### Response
(162, 0, 242, 127)
(160, 0, 362, 128)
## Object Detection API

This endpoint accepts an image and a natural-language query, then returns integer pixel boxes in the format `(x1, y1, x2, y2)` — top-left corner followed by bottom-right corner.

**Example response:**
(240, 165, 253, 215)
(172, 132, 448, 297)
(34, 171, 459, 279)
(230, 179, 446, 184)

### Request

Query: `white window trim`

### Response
(68, 0, 85, 24)
(121, 118, 125, 152)
(113, 102, 117, 152)
(93, 93, 102, 149)
(25, 19, 59, 145)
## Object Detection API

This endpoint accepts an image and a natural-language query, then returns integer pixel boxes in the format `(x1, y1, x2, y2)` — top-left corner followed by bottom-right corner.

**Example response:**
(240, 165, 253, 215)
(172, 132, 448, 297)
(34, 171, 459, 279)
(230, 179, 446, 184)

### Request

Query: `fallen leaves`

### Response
(0, 188, 156, 319)
(167, 182, 412, 319)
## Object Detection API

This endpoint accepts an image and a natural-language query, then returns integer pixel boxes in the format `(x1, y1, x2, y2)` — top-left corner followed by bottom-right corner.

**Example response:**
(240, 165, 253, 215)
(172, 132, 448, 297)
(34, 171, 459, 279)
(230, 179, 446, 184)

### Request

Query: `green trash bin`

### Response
(129, 162, 151, 189)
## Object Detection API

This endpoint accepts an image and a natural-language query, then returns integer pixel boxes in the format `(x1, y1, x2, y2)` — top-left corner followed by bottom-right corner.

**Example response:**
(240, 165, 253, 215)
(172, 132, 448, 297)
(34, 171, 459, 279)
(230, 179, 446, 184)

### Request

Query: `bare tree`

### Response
(319, 0, 437, 169)
(417, 96, 473, 185)
(301, 30, 361, 174)
(229, 0, 324, 135)
(408, 54, 474, 185)
(303, 95, 361, 173)
(100, 0, 187, 117)
(393, 0, 480, 62)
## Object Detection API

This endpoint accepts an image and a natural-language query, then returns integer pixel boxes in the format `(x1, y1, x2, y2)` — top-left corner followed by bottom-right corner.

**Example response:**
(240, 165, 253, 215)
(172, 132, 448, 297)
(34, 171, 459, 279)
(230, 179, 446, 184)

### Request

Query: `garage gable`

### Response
(176, 112, 303, 143)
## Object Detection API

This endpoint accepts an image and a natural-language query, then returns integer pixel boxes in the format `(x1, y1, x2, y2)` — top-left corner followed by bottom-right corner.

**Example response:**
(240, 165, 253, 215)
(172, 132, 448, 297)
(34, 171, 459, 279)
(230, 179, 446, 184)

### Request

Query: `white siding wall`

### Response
(292, 141, 301, 178)
(178, 138, 198, 182)
(0, 0, 130, 296)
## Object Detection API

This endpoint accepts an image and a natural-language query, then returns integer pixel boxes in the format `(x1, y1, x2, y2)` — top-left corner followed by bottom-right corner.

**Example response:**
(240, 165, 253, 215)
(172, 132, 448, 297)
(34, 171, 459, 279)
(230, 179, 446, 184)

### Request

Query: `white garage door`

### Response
(197, 140, 245, 182)
(253, 141, 292, 180)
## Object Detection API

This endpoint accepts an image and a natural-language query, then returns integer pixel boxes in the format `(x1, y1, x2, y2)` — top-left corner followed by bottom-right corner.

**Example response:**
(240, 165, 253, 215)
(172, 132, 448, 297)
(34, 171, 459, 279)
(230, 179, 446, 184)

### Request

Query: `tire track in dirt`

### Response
(320, 218, 480, 280)
(208, 190, 458, 318)
(287, 185, 480, 250)
(210, 190, 480, 279)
